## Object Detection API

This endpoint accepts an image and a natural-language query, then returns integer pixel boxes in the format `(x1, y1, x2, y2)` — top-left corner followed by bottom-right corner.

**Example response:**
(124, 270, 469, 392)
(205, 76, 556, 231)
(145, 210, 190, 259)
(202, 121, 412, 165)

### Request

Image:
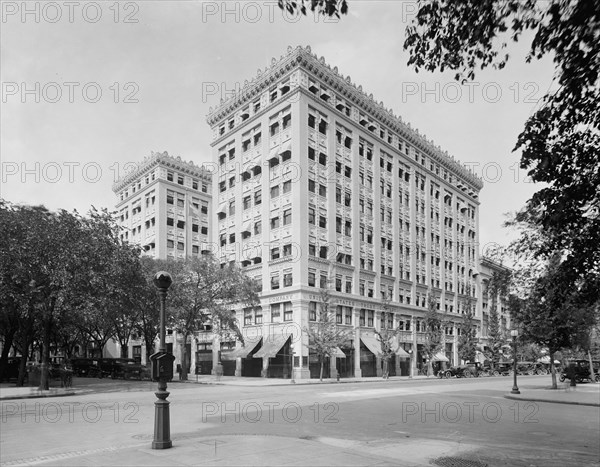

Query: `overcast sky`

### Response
(1, 1, 555, 253)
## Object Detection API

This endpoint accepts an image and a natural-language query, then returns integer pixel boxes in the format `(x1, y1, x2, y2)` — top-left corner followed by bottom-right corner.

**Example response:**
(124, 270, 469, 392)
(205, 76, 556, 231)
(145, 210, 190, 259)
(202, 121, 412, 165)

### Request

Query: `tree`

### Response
(167, 256, 258, 380)
(404, 0, 600, 284)
(511, 254, 598, 389)
(374, 298, 398, 379)
(278, 0, 599, 284)
(457, 305, 477, 363)
(478, 271, 511, 370)
(421, 293, 446, 377)
(305, 284, 351, 381)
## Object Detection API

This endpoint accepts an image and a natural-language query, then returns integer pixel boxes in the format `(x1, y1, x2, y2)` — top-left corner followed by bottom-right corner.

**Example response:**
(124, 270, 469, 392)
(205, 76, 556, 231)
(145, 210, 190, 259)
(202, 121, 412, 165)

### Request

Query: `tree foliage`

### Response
(421, 293, 446, 376)
(457, 305, 477, 363)
(167, 256, 258, 380)
(277, 0, 347, 17)
(305, 284, 351, 381)
(510, 254, 598, 388)
(374, 297, 398, 379)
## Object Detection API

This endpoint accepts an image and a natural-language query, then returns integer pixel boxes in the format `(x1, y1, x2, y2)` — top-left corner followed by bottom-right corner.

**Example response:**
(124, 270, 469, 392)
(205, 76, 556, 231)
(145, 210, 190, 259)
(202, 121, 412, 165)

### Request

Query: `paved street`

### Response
(1, 376, 599, 466)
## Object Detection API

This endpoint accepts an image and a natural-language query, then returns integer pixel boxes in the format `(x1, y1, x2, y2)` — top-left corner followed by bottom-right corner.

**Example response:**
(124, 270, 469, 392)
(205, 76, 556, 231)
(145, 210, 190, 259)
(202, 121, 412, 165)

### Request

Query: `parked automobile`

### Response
(441, 362, 482, 378)
(71, 358, 101, 377)
(110, 358, 143, 380)
(559, 360, 600, 383)
(1, 357, 22, 382)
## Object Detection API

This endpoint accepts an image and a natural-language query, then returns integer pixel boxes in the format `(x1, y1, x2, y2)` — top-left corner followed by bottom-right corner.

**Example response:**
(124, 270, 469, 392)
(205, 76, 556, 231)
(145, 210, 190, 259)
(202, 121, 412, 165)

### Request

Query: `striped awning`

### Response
(360, 335, 382, 356)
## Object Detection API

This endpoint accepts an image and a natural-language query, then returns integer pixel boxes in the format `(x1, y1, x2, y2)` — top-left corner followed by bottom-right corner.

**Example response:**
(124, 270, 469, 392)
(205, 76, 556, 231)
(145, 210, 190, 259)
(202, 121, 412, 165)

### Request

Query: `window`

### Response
(309, 302, 317, 321)
(177, 220, 185, 229)
(177, 242, 184, 251)
(270, 216, 280, 229)
(283, 180, 291, 193)
(177, 175, 184, 185)
(167, 172, 173, 182)
(254, 221, 262, 235)
(318, 184, 327, 197)
(243, 196, 251, 210)
(271, 303, 281, 321)
(336, 306, 343, 324)
(271, 276, 280, 290)
(271, 247, 280, 260)
(167, 217, 174, 226)
(167, 239, 174, 248)
(255, 306, 263, 324)
(283, 209, 291, 225)
(254, 190, 262, 205)
(308, 207, 316, 225)
(319, 274, 328, 288)
(283, 302, 293, 321)
(308, 179, 316, 193)
(270, 185, 280, 198)
(308, 270, 316, 287)
(283, 272, 292, 287)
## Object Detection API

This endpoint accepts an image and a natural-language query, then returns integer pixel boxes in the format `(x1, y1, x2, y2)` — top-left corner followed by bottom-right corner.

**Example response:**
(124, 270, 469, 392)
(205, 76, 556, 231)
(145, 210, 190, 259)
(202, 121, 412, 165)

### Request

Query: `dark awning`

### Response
(221, 338, 262, 361)
(253, 334, 291, 359)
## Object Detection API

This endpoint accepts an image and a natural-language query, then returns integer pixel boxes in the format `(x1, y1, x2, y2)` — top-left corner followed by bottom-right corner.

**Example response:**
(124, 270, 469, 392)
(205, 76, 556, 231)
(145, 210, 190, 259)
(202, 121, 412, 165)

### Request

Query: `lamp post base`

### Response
(511, 387, 520, 394)
(152, 384, 172, 450)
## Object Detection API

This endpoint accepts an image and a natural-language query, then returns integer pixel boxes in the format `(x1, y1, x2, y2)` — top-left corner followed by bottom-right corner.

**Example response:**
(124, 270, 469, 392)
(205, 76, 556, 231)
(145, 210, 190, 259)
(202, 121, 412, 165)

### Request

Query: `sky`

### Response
(1, 0, 555, 254)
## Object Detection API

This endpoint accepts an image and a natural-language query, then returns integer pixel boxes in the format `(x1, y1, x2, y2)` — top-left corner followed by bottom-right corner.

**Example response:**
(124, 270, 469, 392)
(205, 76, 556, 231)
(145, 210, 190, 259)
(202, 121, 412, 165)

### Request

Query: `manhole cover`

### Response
(431, 457, 488, 467)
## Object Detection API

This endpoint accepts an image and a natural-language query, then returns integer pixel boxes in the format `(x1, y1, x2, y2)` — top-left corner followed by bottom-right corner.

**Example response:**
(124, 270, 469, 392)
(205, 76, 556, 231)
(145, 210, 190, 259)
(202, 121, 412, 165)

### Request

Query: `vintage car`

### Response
(109, 358, 144, 380)
(441, 362, 483, 378)
(559, 360, 600, 383)
(71, 358, 102, 377)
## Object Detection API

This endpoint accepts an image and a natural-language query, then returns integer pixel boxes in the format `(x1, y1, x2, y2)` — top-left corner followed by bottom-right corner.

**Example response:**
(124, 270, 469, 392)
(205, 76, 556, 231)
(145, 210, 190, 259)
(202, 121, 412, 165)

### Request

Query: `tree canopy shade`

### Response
(510, 254, 598, 388)
(166, 256, 259, 380)
(278, 0, 347, 17)
(279, 0, 599, 284)
(305, 285, 351, 381)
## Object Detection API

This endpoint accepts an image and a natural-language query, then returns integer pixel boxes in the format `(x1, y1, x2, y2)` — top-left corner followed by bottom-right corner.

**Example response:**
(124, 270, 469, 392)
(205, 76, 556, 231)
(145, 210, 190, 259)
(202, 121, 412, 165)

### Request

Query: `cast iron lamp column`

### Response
(510, 329, 520, 394)
(152, 271, 173, 449)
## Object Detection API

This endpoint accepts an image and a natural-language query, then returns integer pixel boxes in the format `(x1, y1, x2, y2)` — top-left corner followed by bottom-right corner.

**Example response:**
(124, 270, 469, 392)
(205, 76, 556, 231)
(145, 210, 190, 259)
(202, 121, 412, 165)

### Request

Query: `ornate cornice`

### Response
(207, 46, 483, 191)
(112, 151, 211, 193)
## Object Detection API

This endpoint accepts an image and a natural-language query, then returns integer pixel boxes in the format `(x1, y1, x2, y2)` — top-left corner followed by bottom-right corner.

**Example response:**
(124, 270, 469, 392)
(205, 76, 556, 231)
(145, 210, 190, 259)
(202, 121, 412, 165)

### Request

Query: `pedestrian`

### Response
(176, 363, 182, 380)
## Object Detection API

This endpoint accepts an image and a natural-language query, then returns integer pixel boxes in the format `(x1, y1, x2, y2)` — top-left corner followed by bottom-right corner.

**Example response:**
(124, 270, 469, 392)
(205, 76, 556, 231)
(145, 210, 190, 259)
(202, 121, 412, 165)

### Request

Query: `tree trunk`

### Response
(0, 328, 16, 382)
(382, 358, 389, 379)
(180, 333, 189, 381)
(16, 335, 30, 387)
(39, 320, 52, 391)
(587, 350, 596, 382)
(549, 351, 557, 389)
(319, 356, 324, 381)
(427, 360, 434, 377)
(120, 342, 129, 358)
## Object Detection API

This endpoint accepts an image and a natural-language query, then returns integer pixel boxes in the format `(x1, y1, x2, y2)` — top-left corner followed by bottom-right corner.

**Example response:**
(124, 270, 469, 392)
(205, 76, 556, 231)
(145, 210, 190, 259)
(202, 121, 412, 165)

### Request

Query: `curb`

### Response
(503, 394, 600, 408)
(0, 390, 78, 401)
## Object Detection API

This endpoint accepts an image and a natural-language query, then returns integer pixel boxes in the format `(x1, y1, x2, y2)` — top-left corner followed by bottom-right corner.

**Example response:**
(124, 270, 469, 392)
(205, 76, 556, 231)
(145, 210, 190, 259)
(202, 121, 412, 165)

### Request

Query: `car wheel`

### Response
(463, 370, 471, 378)
(595, 374, 600, 383)
(444, 371, 452, 379)
(492, 370, 500, 377)
(559, 374, 566, 382)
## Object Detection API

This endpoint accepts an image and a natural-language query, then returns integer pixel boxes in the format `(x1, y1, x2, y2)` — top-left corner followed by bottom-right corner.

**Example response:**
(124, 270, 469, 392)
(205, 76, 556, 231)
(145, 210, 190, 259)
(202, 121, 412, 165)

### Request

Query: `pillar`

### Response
(354, 310, 362, 378)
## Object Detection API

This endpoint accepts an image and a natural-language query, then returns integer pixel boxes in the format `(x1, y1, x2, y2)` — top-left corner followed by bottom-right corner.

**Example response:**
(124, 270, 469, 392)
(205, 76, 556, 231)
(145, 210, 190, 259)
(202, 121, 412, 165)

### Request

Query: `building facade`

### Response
(205, 46, 486, 379)
(111, 151, 212, 365)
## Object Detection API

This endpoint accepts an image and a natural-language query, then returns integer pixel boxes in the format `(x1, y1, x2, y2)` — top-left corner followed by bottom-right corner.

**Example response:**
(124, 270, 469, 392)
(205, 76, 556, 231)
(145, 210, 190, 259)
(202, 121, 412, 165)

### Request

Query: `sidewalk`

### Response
(504, 380, 600, 407)
(0, 375, 431, 400)
(4, 434, 431, 466)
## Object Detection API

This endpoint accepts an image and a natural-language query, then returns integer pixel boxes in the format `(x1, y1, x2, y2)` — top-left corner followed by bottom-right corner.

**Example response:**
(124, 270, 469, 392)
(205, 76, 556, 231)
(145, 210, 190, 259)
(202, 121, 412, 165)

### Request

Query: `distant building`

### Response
(205, 46, 486, 379)
(111, 151, 212, 365)
(112, 151, 212, 260)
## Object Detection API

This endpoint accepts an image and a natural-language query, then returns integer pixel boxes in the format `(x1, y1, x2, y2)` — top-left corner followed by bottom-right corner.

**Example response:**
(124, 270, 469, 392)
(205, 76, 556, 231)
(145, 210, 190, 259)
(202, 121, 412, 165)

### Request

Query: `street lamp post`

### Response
(290, 350, 295, 384)
(408, 349, 413, 379)
(510, 329, 520, 394)
(151, 271, 174, 450)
